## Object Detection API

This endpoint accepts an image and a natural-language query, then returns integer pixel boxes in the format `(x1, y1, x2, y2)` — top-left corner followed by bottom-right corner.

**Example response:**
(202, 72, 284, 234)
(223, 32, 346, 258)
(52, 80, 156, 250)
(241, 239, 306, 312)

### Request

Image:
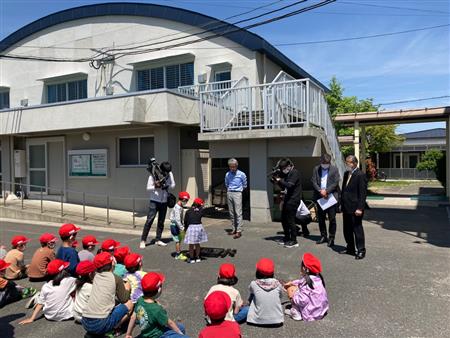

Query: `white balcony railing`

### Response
(198, 77, 346, 175)
(178, 80, 238, 97)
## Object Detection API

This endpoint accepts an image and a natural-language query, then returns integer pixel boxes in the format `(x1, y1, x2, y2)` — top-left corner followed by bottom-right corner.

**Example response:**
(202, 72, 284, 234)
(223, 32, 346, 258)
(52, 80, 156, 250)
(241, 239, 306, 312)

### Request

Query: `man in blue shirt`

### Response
(225, 158, 247, 239)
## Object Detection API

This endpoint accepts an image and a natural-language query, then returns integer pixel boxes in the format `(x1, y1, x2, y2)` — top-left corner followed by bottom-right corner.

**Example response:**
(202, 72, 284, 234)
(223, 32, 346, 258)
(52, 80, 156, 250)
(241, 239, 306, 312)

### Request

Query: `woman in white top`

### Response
(295, 200, 312, 237)
(72, 260, 96, 323)
(19, 259, 76, 324)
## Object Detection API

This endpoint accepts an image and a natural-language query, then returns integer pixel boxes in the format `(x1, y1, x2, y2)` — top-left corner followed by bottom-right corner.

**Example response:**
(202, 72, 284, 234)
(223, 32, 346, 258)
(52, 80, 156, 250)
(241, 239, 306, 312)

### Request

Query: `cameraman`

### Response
(140, 161, 175, 249)
(272, 158, 302, 248)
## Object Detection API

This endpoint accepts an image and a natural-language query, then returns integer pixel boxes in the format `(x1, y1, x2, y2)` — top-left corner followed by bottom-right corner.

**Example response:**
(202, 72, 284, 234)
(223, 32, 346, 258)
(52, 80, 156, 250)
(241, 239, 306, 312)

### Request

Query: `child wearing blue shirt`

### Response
(56, 223, 81, 276)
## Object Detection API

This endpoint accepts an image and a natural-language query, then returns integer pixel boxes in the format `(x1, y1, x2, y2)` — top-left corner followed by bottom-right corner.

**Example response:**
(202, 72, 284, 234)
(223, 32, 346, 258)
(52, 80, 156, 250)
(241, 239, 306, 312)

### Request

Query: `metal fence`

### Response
(177, 79, 238, 97)
(0, 180, 148, 227)
(378, 168, 436, 180)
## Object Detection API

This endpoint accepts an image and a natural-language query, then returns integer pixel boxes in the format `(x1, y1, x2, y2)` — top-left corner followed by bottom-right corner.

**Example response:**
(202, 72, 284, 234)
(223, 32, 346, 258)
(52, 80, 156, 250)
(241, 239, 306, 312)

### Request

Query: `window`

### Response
(136, 62, 194, 91)
(0, 90, 10, 109)
(47, 79, 87, 103)
(214, 70, 231, 83)
(119, 137, 154, 166)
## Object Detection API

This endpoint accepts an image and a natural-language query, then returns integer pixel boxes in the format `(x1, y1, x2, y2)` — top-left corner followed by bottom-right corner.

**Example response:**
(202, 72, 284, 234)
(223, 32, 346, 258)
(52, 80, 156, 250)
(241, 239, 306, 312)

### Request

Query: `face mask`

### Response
(321, 164, 330, 170)
(282, 168, 290, 174)
(181, 201, 188, 207)
(346, 165, 353, 171)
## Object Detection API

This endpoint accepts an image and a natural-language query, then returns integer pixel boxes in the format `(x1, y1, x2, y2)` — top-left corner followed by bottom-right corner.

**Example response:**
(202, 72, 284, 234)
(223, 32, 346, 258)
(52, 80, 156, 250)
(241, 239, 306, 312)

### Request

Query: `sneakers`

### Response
(195, 258, 202, 263)
(284, 241, 299, 248)
(156, 240, 168, 247)
(175, 253, 188, 261)
(284, 308, 302, 321)
(22, 287, 37, 299)
(139, 241, 146, 249)
(277, 239, 287, 245)
(25, 291, 39, 309)
(187, 258, 196, 264)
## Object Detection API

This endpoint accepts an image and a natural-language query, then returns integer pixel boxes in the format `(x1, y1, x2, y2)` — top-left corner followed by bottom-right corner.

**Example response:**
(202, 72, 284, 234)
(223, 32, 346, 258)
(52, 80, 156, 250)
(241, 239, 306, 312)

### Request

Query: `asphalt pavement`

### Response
(1, 205, 450, 338)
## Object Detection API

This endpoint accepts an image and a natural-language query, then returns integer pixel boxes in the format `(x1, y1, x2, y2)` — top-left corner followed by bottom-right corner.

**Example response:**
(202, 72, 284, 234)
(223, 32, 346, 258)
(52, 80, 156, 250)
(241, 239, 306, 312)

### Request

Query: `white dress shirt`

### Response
(146, 172, 175, 203)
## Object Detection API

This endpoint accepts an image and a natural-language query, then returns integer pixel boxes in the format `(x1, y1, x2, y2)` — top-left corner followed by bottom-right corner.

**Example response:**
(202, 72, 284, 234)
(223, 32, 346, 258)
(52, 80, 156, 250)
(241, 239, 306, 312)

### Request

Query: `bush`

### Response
(417, 149, 446, 188)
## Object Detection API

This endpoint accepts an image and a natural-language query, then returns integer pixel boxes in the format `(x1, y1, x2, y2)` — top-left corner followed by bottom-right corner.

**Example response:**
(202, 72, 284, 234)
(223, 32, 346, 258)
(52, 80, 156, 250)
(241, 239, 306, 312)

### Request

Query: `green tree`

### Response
(417, 149, 446, 187)
(326, 76, 404, 156)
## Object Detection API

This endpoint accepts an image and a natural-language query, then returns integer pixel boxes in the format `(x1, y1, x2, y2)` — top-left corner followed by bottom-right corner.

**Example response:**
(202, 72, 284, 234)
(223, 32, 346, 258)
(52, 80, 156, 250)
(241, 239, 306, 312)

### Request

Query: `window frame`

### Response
(136, 62, 194, 92)
(214, 70, 232, 83)
(117, 135, 155, 168)
(46, 78, 88, 104)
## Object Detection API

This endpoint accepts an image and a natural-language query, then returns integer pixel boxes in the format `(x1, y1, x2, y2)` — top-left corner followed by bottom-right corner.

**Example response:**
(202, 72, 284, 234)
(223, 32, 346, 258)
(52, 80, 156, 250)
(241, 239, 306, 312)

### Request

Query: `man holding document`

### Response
(311, 154, 340, 248)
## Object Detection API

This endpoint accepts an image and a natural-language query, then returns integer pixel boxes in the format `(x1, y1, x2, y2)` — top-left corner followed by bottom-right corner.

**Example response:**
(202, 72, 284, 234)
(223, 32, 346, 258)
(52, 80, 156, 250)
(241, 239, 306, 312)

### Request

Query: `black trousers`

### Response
(295, 214, 312, 234)
(343, 212, 365, 252)
(141, 200, 168, 241)
(317, 204, 337, 239)
(281, 204, 298, 243)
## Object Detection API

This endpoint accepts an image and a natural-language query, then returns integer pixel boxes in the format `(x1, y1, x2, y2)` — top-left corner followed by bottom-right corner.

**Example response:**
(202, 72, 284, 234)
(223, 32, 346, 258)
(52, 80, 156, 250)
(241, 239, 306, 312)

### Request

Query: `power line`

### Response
(377, 96, 450, 106)
(339, 1, 450, 15)
(275, 23, 450, 46)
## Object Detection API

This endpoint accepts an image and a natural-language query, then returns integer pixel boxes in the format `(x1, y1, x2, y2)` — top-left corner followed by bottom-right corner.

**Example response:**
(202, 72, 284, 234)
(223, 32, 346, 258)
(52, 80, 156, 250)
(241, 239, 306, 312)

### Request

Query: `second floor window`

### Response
(0, 90, 9, 109)
(137, 62, 194, 91)
(47, 79, 87, 103)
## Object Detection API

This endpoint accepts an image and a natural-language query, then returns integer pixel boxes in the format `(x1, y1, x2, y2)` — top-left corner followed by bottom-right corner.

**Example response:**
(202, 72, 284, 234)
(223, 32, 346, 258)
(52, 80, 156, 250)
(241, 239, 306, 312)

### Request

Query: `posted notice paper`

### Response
(317, 194, 338, 211)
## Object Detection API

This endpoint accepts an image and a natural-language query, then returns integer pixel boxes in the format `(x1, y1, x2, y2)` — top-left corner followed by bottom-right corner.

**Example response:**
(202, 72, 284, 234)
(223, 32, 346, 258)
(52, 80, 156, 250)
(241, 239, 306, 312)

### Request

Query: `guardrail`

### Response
(178, 79, 238, 97)
(0, 180, 149, 227)
(378, 168, 437, 180)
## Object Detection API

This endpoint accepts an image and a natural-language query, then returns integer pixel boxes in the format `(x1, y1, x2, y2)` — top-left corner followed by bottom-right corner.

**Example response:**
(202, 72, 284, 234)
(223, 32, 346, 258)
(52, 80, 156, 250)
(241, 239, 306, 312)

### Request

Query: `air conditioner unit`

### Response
(198, 73, 207, 84)
(14, 150, 27, 178)
(20, 99, 29, 107)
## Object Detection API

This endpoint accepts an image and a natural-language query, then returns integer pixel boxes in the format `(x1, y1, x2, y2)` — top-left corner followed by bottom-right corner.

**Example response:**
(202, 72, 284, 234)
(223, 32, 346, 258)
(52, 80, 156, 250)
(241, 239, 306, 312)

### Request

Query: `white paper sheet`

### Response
(317, 194, 338, 211)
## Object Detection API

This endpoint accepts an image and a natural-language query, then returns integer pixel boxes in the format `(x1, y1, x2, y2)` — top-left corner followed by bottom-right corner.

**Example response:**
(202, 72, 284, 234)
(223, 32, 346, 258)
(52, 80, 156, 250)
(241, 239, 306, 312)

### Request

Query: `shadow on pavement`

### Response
(0, 313, 25, 338)
(365, 207, 450, 248)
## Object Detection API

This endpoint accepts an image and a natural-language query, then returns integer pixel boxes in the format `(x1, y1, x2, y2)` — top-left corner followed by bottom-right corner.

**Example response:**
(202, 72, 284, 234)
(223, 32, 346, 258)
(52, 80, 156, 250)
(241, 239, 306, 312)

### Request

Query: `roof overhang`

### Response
(37, 72, 88, 82)
(128, 52, 195, 68)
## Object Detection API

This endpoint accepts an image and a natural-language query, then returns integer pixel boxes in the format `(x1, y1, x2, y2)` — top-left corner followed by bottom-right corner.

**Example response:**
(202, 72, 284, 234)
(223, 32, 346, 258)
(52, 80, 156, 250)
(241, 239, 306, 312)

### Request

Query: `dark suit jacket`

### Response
(311, 164, 341, 201)
(341, 168, 367, 214)
(278, 167, 302, 208)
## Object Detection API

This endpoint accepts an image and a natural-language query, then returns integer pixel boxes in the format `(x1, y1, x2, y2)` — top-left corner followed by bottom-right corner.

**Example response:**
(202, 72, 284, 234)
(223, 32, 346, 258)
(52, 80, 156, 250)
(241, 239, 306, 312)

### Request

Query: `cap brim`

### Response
(63, 262, 71, 270)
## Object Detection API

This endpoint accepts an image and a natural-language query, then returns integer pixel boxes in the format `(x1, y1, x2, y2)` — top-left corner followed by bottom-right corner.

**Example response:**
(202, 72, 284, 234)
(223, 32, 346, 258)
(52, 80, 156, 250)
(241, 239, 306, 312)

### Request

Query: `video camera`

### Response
(146, 158, 170, 188)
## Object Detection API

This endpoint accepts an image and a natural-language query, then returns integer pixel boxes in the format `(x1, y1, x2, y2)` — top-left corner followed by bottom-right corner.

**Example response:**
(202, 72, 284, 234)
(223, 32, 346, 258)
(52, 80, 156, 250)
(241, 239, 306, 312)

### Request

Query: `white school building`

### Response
(0, 2, 344, 223)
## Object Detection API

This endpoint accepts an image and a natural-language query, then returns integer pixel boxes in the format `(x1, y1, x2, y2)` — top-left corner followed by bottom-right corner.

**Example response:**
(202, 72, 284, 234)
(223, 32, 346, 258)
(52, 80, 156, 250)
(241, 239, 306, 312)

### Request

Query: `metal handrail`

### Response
(0, 180, 149, 227)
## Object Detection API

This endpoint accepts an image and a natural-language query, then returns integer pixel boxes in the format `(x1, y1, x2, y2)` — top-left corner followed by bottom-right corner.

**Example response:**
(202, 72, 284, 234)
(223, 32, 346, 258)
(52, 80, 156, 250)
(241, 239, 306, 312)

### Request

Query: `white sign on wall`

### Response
(68, 149, 108, 177)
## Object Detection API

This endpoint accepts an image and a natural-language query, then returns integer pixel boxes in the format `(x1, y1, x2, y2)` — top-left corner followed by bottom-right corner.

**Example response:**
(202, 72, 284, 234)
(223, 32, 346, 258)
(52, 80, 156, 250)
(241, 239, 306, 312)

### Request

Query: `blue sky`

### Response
(1, 0, 449, 133)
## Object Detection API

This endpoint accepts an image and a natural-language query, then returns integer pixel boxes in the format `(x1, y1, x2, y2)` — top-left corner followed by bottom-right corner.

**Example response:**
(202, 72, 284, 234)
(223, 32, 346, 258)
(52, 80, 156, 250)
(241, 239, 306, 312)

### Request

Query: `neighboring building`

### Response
(0, 3, 343, 222)
(378, 128, 446, 179)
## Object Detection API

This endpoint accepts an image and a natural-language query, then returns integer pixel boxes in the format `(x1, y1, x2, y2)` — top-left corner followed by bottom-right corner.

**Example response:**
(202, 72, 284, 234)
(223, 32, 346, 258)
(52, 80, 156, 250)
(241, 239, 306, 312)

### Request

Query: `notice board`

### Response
(68, 149, 108, 177)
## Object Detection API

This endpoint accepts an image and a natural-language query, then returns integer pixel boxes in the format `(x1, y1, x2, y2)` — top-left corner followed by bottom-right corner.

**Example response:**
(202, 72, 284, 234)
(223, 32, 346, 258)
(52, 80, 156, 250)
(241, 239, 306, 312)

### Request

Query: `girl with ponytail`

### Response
(283, 253, 329, 321)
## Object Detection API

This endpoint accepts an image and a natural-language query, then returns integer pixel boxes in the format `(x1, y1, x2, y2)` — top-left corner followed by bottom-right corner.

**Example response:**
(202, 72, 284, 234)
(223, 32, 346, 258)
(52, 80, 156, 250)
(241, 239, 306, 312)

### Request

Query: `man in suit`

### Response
(273, 158, 302, 248)
(340, 155, 368, 260)
(311, 154, 340, 248)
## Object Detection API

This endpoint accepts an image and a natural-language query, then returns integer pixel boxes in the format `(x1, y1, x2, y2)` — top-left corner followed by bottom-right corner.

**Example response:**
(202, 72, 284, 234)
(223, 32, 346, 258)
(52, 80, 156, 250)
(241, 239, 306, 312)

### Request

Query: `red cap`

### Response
(39, 233, 57, 244)
(302, 252, 322, 274)
(59, 223, 81, 237)
(256, 258, 275, 276)
(141, 272, 165, 293)
(0, 259, 11, 272)
(76, 260, 96, 276)
(124, 253, 142, 269)
(11, 235, 30, 247)
(114, 246, 130, 264)
(47, 259, 70, 275)
(101, 239, 121, 251)
(218, 263, 236, 279)
(178, 191, 190, 200)
(193, 197, 204, 206)
(94, 252, 114, 269)
(82, 235, 99, 247)
(204, 291, 232, 320)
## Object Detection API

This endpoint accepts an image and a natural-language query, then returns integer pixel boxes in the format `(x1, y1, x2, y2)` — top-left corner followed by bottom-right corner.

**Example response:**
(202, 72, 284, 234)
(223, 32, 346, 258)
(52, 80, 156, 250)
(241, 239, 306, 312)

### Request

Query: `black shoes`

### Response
(284, 241, 299, 248)
(327, 238, 335, 247)
(316, 236, 328, 244)
(355, 250, 366, 260)
(339, 248, 356, 256)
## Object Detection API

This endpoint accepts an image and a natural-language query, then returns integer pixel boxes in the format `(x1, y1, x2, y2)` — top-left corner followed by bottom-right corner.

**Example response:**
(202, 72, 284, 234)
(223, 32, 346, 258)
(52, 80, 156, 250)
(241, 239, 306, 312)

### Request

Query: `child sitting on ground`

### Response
(170, 191, 190, 261)
(100, 239, 121, 254)
(284, 252, 329, 321)
(82, 252, 132, 336)
(4, 235, 30, 280)
(78, 235, 99, 262)
(19, 259, 76, 324)
(28, 233, 57, 282)
(0, 259, 36, 309)
(206, 263, 248, 323)
(199, 291, 241, 338)
(125, 272, 187, 338)
(73, 260, 96, 323)
(123, 253, 147, 303)
(114, 246, 130, 278)
(184, 198, 208, 264)
(56, 223, 81, 276)
(246, 258, 284, 327)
